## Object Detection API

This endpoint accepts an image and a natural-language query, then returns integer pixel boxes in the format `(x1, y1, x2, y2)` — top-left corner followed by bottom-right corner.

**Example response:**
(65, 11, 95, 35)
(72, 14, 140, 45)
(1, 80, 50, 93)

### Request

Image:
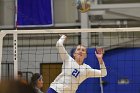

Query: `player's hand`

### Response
(95, 48, 104, 64)
(59, 34, 67, 38)
(59, 34, 67, 42)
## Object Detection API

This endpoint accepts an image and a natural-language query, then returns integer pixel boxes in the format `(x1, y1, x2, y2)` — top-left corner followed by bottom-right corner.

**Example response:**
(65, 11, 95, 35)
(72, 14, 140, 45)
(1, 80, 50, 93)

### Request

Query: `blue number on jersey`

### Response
(72, 69, 80, 78)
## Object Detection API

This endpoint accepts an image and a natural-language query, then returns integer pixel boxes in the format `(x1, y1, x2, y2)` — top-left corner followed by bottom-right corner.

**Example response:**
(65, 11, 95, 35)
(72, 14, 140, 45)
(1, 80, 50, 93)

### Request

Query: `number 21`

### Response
(72, 69, 80, 78)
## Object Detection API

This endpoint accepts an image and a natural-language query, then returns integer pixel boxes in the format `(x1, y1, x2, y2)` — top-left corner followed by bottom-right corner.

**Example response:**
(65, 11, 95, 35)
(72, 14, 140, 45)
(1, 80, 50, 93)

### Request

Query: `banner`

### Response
(17, 0, 53, 27)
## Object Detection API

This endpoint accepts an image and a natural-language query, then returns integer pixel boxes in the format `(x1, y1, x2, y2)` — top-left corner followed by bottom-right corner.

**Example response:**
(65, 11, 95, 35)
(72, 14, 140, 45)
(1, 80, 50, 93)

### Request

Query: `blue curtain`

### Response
(17, 0, 53, 26)
(71, 48, 140, 93)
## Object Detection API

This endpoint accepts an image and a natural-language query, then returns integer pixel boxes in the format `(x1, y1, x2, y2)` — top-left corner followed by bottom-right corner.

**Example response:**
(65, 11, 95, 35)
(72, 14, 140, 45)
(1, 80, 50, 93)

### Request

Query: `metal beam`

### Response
(108, 9, 140, 21)
(91, 3, 140, 10)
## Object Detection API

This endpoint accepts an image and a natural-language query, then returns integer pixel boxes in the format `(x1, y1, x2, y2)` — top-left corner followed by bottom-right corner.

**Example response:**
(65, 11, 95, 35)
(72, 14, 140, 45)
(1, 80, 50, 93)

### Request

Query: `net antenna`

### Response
(0, 27, 140, 80)
(13, 31, 18, 79)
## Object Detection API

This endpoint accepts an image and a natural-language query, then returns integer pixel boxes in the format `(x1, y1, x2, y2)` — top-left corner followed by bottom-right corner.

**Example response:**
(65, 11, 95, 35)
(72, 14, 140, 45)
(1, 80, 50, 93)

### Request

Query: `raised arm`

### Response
(87, 61, 107, 77)
(87, 48, 107, 77)
(56, 35, 70, 62)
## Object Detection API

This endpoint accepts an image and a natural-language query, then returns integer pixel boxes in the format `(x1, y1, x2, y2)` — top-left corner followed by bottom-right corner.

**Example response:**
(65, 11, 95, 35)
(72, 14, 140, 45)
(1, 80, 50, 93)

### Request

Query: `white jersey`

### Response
(50, 36, 107, 93)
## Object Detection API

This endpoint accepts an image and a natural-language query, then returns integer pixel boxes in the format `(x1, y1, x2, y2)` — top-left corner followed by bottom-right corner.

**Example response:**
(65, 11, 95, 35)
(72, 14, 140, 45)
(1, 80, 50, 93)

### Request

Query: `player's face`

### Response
(74, 45, 87, 60)
(36, 77, 43, 89)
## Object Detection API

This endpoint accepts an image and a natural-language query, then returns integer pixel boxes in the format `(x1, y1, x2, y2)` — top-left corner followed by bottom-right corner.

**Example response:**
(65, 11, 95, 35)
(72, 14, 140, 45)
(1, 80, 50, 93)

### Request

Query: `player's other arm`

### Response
(87, 48, 107, 77)
(87, 61, 107, 77)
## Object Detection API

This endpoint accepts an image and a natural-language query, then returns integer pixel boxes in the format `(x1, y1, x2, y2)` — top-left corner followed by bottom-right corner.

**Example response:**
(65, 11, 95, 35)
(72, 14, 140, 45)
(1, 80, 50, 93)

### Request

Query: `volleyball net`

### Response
(0, 27, 140, 91)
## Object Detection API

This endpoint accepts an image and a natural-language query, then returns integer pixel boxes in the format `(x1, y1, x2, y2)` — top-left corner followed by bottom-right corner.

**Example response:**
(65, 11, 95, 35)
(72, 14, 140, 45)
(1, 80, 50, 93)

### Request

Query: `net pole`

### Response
(81, 11, 90, 46)
(0, 32, 6, 80)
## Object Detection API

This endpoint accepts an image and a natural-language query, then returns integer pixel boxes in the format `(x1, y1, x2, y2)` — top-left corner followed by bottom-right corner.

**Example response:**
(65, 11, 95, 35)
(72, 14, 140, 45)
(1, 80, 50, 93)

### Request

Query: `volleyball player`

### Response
(30, 73, 44, 93)
(47, 34, 107, 93)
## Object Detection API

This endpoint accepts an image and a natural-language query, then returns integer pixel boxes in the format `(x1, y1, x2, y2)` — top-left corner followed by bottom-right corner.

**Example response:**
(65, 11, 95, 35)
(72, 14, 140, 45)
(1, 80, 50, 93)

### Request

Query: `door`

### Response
(40, 63, 62, 92)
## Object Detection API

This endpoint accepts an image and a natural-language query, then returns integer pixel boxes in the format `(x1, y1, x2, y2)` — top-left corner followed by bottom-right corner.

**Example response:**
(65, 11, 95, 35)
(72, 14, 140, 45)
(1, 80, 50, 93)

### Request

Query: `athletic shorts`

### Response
(47, 88, 57, 93)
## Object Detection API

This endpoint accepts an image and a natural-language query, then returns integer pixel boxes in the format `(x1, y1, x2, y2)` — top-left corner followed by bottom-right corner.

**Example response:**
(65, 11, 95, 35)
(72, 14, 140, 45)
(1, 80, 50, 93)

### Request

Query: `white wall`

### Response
(3, 0, 15, 26)
(1, 33, 79, 74)
(0, 0, 4, 25)
(2, 46, 74, 74)
(1, 0, 140, 27)
(54, 0, 78, 23)
(0, 0, 15, 27)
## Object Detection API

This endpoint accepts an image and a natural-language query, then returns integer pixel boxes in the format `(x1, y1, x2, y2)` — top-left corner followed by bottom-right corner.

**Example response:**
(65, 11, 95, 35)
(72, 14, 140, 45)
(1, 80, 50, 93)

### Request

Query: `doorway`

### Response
(40, 63, 62, 92)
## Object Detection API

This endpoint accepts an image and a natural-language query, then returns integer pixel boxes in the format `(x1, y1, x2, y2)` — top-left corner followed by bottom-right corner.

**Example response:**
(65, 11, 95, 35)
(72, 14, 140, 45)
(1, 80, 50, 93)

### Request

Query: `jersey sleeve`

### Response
(87, 62, 107, 77)
(56, 35, 70, 62)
